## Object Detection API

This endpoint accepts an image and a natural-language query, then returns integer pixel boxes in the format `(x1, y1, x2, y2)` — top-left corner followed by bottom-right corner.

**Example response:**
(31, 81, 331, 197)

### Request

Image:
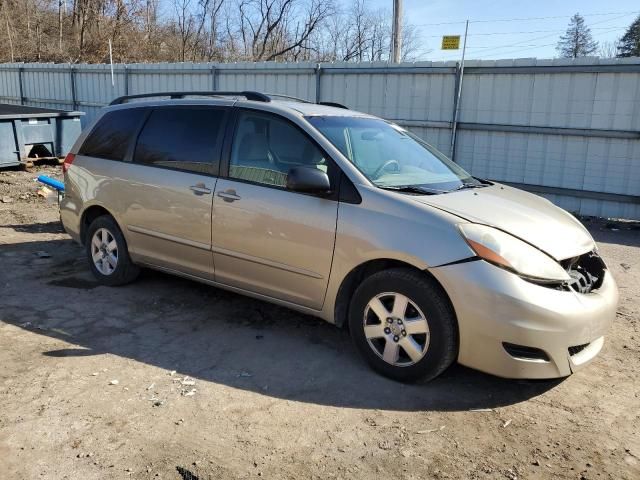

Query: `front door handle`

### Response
(190, 184, 212, 195)
(217, 190, 241, 202)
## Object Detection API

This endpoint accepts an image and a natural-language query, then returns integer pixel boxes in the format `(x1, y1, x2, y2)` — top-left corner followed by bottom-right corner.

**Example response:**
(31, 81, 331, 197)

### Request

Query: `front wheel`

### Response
(348, 268, 458, 383)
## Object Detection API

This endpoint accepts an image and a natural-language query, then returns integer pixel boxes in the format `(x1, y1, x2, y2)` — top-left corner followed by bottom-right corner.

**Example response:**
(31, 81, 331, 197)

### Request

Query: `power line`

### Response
(435, 14, 630, 59)
(413, 10, 639, 27)
(419, 25, 630, 39)
(470, 26, 623, 51)
(432, 24, 624, 61)
(478, 27, 624, 58)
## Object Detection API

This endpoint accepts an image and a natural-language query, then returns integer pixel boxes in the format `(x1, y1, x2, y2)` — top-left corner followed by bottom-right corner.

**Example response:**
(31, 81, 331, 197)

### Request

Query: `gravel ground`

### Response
(1, 164, 639, 480)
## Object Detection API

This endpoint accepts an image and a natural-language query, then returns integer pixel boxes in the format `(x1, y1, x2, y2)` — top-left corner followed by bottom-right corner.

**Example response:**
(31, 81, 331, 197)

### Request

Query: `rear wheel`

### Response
(86, 215, 139, 286)
(348, 268, 458, 382)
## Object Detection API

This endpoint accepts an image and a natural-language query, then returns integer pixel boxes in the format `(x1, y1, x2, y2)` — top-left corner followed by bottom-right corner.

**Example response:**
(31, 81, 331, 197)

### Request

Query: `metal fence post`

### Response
(17, 66, 24, 105)
(211, 65, 218, 90)
(450, 20, 469, 162)
(315, 63, 322, 103)
(124, 65, 129, 96)
(449, 62, 462, 161)
(70, 67, 78, 110)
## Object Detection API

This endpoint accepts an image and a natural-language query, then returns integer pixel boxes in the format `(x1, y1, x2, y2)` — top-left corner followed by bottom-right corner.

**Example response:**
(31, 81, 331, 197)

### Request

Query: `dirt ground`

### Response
(0, 164, 638, 480)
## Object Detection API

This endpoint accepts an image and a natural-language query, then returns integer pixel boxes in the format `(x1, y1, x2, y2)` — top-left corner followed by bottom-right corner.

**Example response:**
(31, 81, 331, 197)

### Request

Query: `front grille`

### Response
(568, 343, 590, 356)
(503, 342, 550, 362)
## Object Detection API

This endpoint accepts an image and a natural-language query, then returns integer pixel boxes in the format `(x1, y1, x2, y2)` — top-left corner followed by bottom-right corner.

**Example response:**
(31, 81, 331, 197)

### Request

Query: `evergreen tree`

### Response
(556, 13, 598, 58)
(617, 15, 640, 58)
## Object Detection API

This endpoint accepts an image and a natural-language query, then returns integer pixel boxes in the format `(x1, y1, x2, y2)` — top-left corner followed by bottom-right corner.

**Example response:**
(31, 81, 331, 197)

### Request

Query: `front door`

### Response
(211, 110, 339, 309)
(122, 106, 227, 279)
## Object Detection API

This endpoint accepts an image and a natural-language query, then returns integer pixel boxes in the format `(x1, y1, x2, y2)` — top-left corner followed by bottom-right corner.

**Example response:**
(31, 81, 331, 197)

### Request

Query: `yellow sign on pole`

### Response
(441, 35, 461, 50)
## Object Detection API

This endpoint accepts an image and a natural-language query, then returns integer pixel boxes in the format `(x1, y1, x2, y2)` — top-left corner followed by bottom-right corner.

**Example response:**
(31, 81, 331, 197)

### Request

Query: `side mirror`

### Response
(286, 166, 331, 194)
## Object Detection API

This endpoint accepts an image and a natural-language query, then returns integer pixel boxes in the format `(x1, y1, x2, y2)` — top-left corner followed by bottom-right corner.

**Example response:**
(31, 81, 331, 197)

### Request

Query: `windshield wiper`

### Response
(377, 185, 445, 195)
(450, 182, 487, 192)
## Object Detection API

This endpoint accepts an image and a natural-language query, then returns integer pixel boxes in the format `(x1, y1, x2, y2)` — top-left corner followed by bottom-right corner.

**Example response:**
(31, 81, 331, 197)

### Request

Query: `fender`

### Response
(319, 185, 475, 322)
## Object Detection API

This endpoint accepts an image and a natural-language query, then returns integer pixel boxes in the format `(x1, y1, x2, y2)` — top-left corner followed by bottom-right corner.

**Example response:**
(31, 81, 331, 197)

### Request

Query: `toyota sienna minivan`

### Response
(60, 91, 618, 382)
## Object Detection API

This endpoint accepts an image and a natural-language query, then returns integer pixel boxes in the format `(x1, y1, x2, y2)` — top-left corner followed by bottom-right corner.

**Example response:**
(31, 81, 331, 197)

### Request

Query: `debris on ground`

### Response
(108, 380, 119, 385)
(36, 186, 52, 197)
(416, 426, 446, 434)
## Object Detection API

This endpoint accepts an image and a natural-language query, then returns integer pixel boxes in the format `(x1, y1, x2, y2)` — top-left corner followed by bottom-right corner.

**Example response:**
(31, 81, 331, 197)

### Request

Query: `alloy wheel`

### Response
(363, 292, 430, 366)
(91, 227, 118, 275)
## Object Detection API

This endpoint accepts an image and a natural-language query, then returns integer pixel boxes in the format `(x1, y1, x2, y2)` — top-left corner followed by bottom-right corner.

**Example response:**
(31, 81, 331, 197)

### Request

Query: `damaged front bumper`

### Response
(430, 258, 618, 379)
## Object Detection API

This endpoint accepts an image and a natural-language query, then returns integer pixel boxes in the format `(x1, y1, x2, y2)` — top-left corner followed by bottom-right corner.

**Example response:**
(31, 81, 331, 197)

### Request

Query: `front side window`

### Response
(229, 111, 332, 189)
(133, 107, 226, 175)
(306, 116, 482, 193)
(79, 109, 147, 161)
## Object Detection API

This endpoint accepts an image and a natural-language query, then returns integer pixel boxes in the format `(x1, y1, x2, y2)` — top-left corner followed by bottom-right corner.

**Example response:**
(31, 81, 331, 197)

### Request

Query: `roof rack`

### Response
(264, 95, 349, 110)
(108, 90, 350, 110)
(109, 90, 270, 106)
(264, 93, 311, 104)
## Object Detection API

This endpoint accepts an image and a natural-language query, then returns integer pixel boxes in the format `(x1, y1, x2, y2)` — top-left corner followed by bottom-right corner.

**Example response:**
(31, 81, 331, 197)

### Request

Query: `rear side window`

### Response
(133, 107, 226, 175)
(79, 109, 147, 161)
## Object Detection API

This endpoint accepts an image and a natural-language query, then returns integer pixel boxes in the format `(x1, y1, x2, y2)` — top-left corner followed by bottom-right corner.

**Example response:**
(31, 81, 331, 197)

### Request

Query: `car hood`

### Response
(411, 183, 594, 261)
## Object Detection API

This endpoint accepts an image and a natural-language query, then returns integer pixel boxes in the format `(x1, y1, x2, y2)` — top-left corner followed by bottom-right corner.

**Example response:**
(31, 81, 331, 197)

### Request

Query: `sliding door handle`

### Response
(190, 184, 212, 195)
(217, 190, 241, 202)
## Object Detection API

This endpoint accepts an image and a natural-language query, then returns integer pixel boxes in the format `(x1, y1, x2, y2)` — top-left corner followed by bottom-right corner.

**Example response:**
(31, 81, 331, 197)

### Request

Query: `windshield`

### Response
(306, 116, 481, 192)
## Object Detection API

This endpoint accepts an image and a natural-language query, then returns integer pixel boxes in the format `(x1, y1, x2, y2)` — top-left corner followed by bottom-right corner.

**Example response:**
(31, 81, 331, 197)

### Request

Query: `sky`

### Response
(366, 0, 640, 61)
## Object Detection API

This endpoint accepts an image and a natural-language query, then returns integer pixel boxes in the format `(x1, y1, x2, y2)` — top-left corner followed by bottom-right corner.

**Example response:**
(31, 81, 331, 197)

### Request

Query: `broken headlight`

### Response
(458, 223, 570, 283)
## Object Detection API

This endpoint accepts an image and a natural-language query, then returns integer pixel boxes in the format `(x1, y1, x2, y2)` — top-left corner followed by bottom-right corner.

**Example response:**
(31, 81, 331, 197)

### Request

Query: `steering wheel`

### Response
(373, 159, 400, 179)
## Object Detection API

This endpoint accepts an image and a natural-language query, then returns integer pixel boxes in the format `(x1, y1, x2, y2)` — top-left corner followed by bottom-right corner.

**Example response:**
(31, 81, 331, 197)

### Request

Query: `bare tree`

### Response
(0, 0, 428, 64)
(174, 0, 197, 61)
(598, 40, 619, 58)
(401, 22, 426, 61)
(235, 0, 334, 61)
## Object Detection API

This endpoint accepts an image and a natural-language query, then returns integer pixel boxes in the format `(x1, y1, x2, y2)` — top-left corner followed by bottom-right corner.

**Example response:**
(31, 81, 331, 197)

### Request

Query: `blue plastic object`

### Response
(37, 175, 65, 192)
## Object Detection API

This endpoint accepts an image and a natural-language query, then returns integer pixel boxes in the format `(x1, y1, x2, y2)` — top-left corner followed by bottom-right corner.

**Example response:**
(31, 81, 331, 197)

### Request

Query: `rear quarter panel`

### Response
(60, 155, 131, 245)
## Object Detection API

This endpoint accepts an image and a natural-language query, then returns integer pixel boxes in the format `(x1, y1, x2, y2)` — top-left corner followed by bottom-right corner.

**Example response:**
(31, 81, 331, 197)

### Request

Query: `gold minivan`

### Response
(60, 91, 618, 382)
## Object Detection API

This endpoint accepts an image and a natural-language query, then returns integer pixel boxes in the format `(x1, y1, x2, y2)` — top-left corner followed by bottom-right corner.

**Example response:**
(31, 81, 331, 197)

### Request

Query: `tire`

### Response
(348, 268, 458, 383)
(85, 215, 140, 286)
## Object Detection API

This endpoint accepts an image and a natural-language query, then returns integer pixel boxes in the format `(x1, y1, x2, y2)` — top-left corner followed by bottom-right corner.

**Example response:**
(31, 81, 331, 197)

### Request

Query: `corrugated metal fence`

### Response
(0, 58, 639, 220)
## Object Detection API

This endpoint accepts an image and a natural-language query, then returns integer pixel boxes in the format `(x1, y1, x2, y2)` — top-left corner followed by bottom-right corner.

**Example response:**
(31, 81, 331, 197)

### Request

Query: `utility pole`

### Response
(391, 0, 403, 63)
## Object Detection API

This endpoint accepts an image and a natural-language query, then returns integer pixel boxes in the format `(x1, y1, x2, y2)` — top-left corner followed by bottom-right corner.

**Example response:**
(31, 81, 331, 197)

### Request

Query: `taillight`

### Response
(62, 153, 75, 173)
